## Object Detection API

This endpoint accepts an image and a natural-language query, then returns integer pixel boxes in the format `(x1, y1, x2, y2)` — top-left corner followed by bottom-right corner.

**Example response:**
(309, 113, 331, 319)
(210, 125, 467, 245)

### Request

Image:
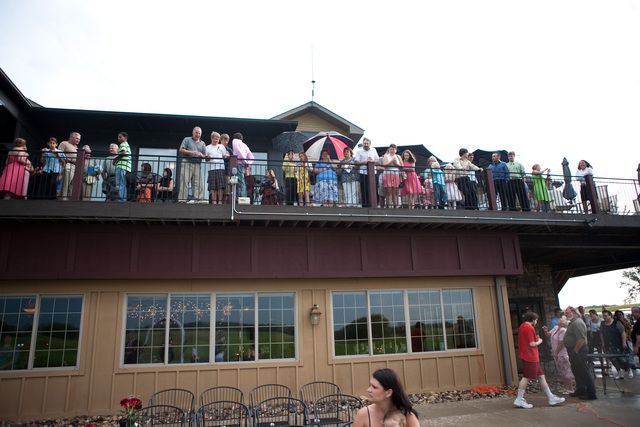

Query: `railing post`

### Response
(585, 175, 599, 214)
(71, 150, 86, 201)
(366, 162, 377, 208)
(229, 155, 238, 177)
(484, 169, 497, 211)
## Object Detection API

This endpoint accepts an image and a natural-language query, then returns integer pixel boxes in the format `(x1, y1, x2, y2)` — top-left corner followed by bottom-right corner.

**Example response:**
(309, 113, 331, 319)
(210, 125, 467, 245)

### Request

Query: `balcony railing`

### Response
(1, 150, 639, 216)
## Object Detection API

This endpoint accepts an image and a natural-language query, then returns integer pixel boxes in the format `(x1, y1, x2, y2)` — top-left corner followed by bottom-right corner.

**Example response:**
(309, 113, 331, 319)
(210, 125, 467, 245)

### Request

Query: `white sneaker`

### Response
(615, 372, 625, 380)
(548, 395, 565, 406)
(187, 199, 196, 204)
(514, 398, 533, 409)
(627, 369, 634, 379)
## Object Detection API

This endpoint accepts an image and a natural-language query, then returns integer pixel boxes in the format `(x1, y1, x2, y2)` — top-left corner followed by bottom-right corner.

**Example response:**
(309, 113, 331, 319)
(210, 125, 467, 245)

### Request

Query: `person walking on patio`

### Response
(564, 306, 597, 400)
(514, 312, 565, 409)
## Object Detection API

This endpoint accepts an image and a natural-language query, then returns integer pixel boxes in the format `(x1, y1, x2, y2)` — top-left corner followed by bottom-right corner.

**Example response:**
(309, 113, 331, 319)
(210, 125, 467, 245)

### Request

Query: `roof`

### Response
(271, 101, 365, 142)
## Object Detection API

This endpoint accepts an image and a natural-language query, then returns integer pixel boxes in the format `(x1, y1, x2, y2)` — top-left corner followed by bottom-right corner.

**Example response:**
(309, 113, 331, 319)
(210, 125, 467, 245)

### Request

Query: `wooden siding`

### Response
(0, 277, 514, 421)
(0, 225, 522, 280)
(291, 111, 350, 135)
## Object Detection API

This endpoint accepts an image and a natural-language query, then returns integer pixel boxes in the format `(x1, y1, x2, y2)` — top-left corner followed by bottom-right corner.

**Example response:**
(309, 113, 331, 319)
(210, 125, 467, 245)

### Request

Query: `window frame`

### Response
(330, 288, 479, 359)
(120, 291, 298, 367)
(0, 293, 85, 372)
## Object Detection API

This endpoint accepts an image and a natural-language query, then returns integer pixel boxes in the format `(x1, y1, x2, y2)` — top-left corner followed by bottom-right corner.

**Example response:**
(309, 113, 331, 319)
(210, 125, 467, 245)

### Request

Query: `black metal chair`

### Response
(200, 386, 244, 407)
(299, 381, 341, 412)
(138, 404, 187, 426)
(148, 388, 195, 425)
(311, 394, 363, 427)
(253, 396, 309, 427)
(198, 400, 250, 427)
(248, 384, 292, 410)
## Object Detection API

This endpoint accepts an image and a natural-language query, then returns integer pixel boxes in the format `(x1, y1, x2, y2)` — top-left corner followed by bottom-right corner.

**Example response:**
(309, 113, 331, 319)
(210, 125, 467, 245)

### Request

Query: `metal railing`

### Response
(1, 150, 639, 216)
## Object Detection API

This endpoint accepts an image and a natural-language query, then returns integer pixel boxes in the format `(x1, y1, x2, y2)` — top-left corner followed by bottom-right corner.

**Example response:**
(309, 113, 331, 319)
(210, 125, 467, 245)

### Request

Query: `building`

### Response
(1, 68, 640, 421)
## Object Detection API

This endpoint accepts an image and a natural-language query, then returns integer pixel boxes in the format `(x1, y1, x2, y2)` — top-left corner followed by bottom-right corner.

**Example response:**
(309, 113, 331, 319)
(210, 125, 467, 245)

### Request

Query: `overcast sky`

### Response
(1, 0, 638, 306)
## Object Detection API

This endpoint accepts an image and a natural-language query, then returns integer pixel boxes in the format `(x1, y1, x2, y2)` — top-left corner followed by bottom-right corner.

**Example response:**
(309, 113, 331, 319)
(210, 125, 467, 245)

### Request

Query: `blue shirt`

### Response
(488, 161, 509, 180)
(316, 162, 337, 182)
(42, 148, 66, 173)
(425, 168, 445, 186)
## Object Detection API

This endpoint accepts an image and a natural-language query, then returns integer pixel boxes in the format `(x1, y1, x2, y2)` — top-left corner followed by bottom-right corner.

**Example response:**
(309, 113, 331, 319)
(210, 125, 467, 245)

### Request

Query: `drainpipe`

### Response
(494, 276, 513, 386)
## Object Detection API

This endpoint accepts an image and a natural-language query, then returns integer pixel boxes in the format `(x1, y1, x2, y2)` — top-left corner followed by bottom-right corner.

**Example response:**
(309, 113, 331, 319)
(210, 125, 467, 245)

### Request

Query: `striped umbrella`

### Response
(303, 131, 355, 161)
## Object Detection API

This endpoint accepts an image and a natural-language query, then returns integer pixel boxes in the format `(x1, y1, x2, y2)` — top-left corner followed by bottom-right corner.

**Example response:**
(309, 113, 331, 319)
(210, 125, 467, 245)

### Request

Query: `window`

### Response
(0, 295, 83, 371)
(124, 292, 296, 365)
(332, 289, 476, 357)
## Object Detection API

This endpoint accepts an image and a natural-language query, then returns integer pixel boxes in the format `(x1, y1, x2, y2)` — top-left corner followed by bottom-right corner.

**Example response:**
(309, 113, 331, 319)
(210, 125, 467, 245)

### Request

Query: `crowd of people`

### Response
(0, 131, 599, 213)
(514, 305, 640, 409)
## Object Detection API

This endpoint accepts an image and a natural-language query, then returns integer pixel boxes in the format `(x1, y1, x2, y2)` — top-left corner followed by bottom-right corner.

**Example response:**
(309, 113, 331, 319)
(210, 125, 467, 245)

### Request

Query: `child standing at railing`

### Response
(531, 164, 551, 212)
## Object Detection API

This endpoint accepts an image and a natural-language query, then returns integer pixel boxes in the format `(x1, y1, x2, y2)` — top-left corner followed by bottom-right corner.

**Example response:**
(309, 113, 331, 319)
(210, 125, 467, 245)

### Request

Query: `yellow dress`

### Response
(295, 162, 310, 193)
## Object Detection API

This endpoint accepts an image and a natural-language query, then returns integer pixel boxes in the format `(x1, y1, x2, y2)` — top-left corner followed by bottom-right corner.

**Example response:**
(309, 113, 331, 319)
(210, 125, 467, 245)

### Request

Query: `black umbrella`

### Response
(472, 149, 509, 169)
(272, 131, 307, 153)
(561, 157, 577, 201)
(374, 144, 444, 166)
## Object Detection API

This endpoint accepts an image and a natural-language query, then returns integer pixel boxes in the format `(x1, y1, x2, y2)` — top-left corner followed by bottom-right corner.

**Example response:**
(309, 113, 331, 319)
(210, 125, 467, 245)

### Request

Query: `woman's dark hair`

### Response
(141, 163, 151, 172)
(579, 160, 592, 169)
(372, 368, 418, 418)
(233, 132, 243, 140)
(602, 309, 612, 317)
(613, 310, 625, 321)
(163, 168, 172, 178)
(522, 311, 539, 322)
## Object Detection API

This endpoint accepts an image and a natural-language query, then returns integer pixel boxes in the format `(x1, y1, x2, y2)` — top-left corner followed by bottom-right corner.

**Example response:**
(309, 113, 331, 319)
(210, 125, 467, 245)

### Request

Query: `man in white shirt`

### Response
(354, 137, 380, 207)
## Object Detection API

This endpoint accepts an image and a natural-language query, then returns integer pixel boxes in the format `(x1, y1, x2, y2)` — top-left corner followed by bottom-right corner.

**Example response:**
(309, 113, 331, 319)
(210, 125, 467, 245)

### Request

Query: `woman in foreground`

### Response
(354, 368, 419, 427)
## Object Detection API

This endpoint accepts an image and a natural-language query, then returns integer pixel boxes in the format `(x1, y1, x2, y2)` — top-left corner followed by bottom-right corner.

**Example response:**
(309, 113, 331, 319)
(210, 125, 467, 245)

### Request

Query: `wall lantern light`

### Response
(309, 304, 322, 326)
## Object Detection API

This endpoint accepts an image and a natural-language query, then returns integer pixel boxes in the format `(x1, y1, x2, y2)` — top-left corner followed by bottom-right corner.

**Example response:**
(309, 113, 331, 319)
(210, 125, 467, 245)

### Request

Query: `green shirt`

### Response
(507, 161, 526, 180)
(116, 141, 132, 172)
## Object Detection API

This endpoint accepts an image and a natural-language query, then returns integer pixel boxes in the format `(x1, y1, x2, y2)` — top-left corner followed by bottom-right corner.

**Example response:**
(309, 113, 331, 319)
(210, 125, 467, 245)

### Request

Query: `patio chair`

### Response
(198, 400, 250, 427)
(148, 388, 195, 424)
(248, 384, 292, 410)
(310, 394, 363, 427)
(299, 381, 341, 410)
(138, 404, 187, 426)
(253, 396, 309, 427)
(200, 386, 244, 407)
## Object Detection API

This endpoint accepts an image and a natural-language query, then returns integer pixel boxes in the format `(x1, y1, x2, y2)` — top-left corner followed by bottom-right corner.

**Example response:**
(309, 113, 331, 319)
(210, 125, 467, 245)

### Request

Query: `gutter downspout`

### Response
(494, 276, 513, 386)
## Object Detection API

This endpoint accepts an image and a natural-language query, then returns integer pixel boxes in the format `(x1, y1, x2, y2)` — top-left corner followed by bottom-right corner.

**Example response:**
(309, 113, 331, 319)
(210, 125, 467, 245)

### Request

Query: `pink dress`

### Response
(550, 326, 574, 381)
(401, 161, 423, 195)
(0, 150, 29, 198)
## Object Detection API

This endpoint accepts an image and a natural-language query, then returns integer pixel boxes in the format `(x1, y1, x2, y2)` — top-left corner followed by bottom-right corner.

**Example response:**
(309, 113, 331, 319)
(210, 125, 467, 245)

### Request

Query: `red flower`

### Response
(120, 396, 143, 420)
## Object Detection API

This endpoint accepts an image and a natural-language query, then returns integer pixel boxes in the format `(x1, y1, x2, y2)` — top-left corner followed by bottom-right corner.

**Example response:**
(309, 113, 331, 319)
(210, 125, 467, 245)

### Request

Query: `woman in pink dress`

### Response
(0, 138, 33, 199)
(382, 144, 403, 208)
(545, 317, 574, 394)
(400, 150, 422, 208)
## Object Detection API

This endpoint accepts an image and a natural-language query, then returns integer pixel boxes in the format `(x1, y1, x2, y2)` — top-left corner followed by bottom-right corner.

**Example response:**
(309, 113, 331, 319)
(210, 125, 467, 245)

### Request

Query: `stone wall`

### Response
(506, 263, 559, 326)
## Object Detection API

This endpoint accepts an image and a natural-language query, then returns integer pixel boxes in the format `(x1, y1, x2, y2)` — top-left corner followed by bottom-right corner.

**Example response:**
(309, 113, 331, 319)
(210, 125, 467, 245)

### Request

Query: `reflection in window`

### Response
(258, 294, 295, 360)
(215, 294, 255, 362)
(0, 296, 36, 370)
(332, 292, 369, 356)
(124, 295, 167, 364)
(0, 295, 83, 371)
(34, 296, 83, 368)
(332, 288, 477, 357)
(169, 294, 210, 364)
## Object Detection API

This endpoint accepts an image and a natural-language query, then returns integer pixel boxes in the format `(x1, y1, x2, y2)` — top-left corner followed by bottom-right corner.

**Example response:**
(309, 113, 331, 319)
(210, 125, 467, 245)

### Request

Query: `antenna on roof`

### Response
(311, 45, 316, 102)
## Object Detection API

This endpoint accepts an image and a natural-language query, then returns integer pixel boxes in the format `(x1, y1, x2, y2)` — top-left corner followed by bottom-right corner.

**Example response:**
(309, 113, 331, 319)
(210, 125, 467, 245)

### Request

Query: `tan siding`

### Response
(1, 276, 511, 420)
(292, 112, 350, 135)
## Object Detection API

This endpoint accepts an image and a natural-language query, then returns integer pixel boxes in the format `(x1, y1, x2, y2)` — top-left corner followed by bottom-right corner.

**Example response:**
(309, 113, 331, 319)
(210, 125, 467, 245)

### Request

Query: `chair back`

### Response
(248, 383, 292, 409)
(139, 404, 187, 426)
(149, 388, 195, 414)
(311, 394, 363, 426)
(200, 386, 244, 407)
(198, 400, 249, 427)
(299, 381, 341, 408)
(253, 396, 308, 427)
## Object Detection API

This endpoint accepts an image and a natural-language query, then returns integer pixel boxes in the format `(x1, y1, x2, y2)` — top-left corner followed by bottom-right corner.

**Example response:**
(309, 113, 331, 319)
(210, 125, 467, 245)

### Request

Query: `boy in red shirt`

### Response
(514, 312, 566, 408)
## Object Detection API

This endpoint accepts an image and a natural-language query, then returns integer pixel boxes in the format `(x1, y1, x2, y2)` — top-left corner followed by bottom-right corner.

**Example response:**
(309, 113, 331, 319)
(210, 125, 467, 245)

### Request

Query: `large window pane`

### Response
(34, 296, 83, 368)
(408, 290, 444, 352)
(0, 296, 36, 371)
(369, 291, 406, 355)
(443, 289, 477, 349)
(124, 294, 167, 365)
(215, 294, 255, 362)
(332, 292, 369, 356)
(258, 294, 295, 360)
(168, 294, 210, 364)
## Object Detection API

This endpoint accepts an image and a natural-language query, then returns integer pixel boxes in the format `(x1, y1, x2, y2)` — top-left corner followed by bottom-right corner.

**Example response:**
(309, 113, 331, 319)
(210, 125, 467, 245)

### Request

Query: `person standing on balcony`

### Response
(576, 160, 596, 213)
(487, 152, 510, 211)
(506, 151, 530, 211)
(0, 138, 33, 200)
(354, 137, 379, 207)
(282, 149, 298, 206)
(113, 132, 132, 202)
(453, 148, 482, 210)
(178, 126, 206, 202)
(531, 164, 551, 212)
(39, 137, 66, 200)
(100, 143, 119, 201)
(58, 131, 81, 200)
(205, 131, 229, 205)
(219, 133, 234, 203)
(231, 132, 254, 199)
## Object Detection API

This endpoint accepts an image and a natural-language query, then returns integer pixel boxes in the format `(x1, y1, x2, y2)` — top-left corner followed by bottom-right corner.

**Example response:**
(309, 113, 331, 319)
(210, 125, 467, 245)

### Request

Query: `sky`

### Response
(0, 0, 638, 305)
